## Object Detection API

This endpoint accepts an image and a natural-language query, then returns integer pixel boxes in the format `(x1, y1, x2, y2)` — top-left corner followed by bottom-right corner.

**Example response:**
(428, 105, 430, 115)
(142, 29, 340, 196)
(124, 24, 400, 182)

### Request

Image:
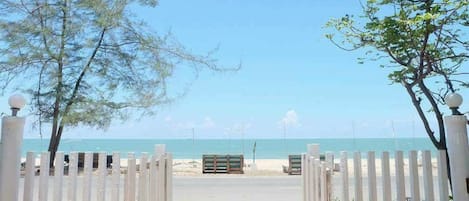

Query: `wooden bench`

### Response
(287, 155, 302, 175)
(202, 154, 244, 174)
(285, 154, 326, 175)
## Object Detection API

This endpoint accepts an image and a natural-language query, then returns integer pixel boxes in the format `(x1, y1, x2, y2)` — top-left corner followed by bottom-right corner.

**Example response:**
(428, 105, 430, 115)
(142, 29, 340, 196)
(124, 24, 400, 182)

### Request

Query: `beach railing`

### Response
(302, 144, 451, 201)
(19, 144, 172, 201)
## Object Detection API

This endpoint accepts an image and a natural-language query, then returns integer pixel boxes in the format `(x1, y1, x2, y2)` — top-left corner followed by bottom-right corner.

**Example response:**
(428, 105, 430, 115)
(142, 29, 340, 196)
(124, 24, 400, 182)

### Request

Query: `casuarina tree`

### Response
(0, 0, 238, 166)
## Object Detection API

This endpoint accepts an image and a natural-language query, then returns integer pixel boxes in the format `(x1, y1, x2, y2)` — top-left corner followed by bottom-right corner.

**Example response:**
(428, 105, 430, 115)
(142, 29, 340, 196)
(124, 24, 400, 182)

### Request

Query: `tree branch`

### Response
(417, 79, 446, 149)
(402, 81, 443, 149)
(61, 28, 107, 127)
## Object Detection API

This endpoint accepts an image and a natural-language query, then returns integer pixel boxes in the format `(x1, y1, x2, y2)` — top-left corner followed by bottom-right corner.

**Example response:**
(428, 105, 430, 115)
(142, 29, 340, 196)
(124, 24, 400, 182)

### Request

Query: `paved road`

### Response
(173, 176, 303, 201)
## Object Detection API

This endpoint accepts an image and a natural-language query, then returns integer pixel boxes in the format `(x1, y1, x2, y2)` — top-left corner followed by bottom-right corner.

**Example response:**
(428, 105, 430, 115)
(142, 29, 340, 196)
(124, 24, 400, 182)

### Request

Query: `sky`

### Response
(1, 0, 468, 139)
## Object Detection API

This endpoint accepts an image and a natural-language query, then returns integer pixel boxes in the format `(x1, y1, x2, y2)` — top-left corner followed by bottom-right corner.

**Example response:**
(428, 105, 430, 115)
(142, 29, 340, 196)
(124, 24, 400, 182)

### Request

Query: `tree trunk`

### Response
(48, 134, 59, 167)
(402, 81, 453, 189)
(445, 148, 453, 188)
(48, 125, 65, 167)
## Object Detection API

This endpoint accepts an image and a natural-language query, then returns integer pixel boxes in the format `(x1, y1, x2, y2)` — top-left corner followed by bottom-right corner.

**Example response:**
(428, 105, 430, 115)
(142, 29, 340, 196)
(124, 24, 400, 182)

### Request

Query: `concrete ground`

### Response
(173, 175, 303, 201)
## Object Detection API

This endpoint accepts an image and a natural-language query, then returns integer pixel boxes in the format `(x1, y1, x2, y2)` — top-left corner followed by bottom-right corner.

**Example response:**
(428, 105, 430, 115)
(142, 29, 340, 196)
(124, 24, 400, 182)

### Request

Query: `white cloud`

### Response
(279, 109, 301, 128)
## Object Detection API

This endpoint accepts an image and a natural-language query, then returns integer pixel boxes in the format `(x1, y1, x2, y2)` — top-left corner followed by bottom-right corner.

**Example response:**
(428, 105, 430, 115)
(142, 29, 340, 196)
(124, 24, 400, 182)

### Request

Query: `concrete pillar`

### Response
(0, 115, 26, 201)
(444, 115, 469, 200)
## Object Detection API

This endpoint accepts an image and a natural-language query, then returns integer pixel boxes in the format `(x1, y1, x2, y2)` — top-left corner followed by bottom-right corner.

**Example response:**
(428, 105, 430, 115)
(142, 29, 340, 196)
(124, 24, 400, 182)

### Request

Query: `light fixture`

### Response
(8, 94, 26, 116)
(445, 93, 463, 115)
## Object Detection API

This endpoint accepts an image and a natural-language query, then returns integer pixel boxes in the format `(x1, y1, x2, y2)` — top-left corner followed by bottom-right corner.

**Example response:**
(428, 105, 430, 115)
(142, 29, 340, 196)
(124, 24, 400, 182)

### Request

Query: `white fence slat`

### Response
(23, 152, 35, 201)
(126, 153, 137, 201)
(310, 157, 317, 201)
(38, 152, 50, 201)
(409, 150, 420, 201)
(353, 152, 363, 201)
(308, 157, 314, 201)
(381, 152, 391, 201)
(308, 156, 314, 201)
(97, 152, 107, 201)
(149, 155, 158, 201)
(166, 153, 173, 201)
(82, 152, 93, 201)
(437, 150, 449, 201)
(395, 151, 405, 201)
(325, 152, 334, 171)
(68, 152, 78, 201)
(124, 157, 129, 201)
(54, 152, 64, 201)
(158, 153, 166, 201)
(111, 152, 121, 201)
(139, 153, 149, 201)
(314, 159, 321, 201)
(422, 150, 435, 201)
(340, 151, 349, 201)
(301, 154, 309, 201)
(320, 162, 327, 201)
(326, 165, 332, 201)
(367, 151, 377, 201)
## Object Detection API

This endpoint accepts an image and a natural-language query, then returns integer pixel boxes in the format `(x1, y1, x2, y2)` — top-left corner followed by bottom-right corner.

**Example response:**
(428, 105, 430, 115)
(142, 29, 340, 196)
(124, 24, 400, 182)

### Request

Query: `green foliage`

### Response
(0, 0, 237, 141)
(325, 0, 468, 149)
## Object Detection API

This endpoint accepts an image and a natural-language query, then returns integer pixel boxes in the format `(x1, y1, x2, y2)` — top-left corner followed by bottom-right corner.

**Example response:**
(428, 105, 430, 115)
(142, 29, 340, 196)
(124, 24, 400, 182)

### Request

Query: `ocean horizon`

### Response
(21, 137, 437, 159)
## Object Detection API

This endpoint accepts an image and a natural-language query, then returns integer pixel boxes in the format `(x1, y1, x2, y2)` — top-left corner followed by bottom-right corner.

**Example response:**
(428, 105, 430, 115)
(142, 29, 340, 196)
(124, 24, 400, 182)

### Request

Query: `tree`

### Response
(325, 0, 468, 187)
(326, 0, 468, 149)
(0, 0, 238, 165)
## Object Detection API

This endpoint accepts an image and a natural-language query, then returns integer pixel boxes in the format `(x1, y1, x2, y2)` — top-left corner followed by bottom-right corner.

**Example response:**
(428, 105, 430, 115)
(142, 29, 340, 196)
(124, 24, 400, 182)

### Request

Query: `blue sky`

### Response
(2, 0, 468, 139)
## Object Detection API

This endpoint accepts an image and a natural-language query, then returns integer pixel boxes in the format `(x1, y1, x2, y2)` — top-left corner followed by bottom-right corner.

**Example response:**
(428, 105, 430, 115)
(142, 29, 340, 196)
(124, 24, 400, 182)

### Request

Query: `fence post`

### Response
(155, 144, 167, 201)
(340, 151, 349, 201)
(301, 154, 309, 201)
(444, 93, 469, 201)
(0, 94, 26, 201)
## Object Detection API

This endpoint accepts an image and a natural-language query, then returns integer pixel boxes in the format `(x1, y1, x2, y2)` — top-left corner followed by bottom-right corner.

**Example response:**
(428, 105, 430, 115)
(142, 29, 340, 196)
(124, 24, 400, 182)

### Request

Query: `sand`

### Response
(172, 159, 288, 176)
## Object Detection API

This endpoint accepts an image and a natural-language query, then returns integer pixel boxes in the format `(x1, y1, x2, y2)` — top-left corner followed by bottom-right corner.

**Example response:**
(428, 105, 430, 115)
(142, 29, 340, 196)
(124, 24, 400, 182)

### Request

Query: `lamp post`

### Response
(0, 94, 26, 201)
(444, 92, 469, 200)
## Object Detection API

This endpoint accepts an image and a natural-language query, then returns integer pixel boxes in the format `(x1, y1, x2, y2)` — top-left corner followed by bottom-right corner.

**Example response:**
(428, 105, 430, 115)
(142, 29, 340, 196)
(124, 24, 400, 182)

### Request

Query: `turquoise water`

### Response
(21, 138, 437, 159)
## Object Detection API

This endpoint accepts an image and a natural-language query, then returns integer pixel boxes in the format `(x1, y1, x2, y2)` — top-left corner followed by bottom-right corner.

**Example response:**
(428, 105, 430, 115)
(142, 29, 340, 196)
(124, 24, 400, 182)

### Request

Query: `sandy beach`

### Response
(172, 159, 288, 176)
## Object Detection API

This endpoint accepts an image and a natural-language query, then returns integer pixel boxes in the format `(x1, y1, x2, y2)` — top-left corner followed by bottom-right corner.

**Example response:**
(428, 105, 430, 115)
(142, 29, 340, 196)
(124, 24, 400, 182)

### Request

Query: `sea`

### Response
(21, 138, 437, 159)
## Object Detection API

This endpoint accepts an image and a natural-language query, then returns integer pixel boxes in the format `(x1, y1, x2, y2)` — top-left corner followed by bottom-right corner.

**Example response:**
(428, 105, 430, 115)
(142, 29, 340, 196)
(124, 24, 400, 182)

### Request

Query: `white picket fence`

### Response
(303, 145, 451, 201)
(18, 145, 172, 201)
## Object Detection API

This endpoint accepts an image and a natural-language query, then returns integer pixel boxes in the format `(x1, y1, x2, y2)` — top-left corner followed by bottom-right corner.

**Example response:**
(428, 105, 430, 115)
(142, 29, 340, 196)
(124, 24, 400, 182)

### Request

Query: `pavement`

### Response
(173, 175, 303, 201)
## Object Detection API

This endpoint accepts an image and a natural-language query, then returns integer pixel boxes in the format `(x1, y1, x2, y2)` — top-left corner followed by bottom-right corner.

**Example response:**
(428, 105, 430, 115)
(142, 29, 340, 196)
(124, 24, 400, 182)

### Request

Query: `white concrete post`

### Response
(444, 115, 469, 200)
(444, 93, 469, 201)
(0, 94, 26, 201)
